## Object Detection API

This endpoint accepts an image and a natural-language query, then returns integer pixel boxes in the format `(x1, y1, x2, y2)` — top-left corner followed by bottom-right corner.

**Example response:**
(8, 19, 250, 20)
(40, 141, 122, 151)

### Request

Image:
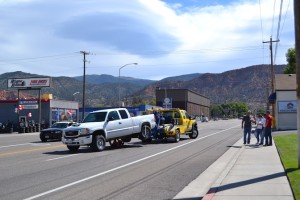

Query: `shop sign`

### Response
(162, 98, 172, 109)
(19, 100, 39, 109)
(7, 77, 51, 88)
(278, 101, 297, 113)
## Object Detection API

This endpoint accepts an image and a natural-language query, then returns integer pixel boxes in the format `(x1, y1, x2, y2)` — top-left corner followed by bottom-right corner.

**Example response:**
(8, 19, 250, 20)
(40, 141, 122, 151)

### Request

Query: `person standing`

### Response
(264, 111, 273, 146)
(242, 111, 255, 144)
(259, 114, 266, 145)
(255, 115, 263, 144)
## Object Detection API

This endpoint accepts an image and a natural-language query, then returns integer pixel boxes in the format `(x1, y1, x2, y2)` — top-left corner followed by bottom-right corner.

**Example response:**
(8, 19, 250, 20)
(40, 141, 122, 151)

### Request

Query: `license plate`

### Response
(45, 136, 49, 138)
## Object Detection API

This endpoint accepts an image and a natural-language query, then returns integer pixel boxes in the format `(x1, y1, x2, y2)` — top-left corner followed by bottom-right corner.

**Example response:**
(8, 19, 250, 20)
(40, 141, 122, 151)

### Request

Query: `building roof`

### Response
(275, 74, 296, 91)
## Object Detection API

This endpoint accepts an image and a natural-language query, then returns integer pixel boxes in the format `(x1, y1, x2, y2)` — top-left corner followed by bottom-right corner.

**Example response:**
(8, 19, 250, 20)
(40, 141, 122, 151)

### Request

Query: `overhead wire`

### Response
(274, 0, 283, 64)
(258, 0, 265, 65)
(271, 0, 277, 37)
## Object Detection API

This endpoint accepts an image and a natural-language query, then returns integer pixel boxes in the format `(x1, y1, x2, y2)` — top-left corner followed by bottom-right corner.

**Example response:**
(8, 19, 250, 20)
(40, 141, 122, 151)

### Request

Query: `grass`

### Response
(274, 134, 300, 200)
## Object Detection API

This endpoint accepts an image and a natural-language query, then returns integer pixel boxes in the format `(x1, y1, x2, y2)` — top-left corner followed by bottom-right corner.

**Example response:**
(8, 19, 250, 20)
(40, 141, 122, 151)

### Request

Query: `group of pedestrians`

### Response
(241, 110, 273, 146)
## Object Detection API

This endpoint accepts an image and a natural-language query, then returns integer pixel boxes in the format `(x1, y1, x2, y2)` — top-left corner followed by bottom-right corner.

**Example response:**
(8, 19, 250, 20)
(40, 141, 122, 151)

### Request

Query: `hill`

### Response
(0, 65, 286, 109)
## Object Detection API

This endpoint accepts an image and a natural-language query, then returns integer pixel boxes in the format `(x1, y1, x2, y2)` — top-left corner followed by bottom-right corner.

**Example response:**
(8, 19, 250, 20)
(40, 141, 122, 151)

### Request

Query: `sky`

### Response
(0, 0, 295, 80)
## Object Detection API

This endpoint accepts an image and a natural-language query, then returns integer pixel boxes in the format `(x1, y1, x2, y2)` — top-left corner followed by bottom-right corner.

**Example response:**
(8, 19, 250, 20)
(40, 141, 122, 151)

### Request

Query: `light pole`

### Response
(119, 63, 138, 107)
(72, 92, 80, 101)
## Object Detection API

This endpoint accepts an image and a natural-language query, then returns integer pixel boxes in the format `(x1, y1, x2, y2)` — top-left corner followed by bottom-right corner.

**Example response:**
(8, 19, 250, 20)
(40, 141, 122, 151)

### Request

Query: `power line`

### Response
(274, 0, 284, 64)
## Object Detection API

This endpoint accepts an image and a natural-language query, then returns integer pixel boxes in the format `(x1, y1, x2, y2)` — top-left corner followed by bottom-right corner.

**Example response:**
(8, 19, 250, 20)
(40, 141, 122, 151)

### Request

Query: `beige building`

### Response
(274, 74, 297, 130)
(155, 88, 210, 117)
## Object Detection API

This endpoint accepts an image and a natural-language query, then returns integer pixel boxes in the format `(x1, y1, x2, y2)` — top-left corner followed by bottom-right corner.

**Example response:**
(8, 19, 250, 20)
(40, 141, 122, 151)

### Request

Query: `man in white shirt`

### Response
(259, 114, 266, 145)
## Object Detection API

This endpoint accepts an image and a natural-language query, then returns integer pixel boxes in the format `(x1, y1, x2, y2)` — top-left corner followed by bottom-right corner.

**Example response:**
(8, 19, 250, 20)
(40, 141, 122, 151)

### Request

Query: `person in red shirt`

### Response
(264, 111, 273, 146)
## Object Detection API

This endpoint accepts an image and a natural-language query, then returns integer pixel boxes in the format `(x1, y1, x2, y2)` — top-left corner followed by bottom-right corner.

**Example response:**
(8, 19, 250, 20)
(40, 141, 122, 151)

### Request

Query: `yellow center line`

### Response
(0, 144, 65, 157)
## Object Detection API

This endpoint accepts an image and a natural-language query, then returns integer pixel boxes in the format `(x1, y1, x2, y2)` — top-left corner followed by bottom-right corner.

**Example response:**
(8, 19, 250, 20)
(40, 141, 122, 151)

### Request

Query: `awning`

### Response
(268, 92, 276, 104)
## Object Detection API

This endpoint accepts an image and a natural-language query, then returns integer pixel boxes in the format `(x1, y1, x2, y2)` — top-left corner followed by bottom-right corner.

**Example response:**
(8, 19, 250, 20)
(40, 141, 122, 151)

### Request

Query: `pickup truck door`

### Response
(106, 110, 132, 139)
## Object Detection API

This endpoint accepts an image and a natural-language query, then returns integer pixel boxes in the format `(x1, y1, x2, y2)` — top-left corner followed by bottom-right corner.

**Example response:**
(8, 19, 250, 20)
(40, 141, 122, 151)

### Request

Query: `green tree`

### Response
(284, 48, 296, 74)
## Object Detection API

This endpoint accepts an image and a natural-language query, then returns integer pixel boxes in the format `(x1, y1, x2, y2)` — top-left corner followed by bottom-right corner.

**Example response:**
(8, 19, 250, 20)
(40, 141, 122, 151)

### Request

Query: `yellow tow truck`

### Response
(149, 108, 199, 142)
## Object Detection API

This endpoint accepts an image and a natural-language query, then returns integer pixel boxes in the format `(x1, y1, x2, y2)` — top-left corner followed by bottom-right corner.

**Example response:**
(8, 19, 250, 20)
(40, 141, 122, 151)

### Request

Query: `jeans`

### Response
(259, 128, 265, 144)
(243, 127, 251, 144)
(256, 128, 263, 143)
(264, 127, 272, 145)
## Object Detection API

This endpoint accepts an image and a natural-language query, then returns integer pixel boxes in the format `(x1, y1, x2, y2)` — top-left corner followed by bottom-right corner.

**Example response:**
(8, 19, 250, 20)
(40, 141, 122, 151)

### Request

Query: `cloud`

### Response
(0, 0, 295, 80)
(56, 12, 181, 57)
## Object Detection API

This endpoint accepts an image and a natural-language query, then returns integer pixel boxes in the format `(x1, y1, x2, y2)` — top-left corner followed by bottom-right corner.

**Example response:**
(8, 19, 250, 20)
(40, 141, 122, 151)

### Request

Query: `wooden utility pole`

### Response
(263, 37, 279, 121)
(294, 0, 300, 168)
(80, 51, 89, 121)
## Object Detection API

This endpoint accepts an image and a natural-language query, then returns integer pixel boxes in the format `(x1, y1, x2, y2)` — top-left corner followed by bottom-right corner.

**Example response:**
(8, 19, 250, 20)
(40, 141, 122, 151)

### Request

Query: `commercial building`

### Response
(274, 74, 297, 130)
(155, 88, 210, 117)
(0, 98, 79, 130)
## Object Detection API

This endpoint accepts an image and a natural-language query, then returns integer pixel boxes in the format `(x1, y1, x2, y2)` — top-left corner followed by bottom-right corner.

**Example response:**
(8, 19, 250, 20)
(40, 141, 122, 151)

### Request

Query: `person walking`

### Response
(255, 115, 263, 145)
(242, 111, 255, 144)
(264, 111, 273, 146)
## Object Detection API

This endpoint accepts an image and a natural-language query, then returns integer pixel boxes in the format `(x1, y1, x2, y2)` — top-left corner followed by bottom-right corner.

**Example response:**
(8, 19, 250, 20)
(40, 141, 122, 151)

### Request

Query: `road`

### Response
(0, 119, 242, 200)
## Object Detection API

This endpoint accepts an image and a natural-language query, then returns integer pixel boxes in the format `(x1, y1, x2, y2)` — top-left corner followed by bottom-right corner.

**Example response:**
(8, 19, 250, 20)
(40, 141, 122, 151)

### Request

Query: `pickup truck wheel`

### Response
(174, 129, 180, 143)
(91, 135, 106, 152)
(140, 125, 152, 143)
(189, 128, 198, 139)
(67, 145, 79, 152)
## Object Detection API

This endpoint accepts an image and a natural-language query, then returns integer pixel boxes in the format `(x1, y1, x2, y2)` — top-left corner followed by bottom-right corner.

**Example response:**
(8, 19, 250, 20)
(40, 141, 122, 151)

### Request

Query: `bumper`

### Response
(62, 135, 92, 146)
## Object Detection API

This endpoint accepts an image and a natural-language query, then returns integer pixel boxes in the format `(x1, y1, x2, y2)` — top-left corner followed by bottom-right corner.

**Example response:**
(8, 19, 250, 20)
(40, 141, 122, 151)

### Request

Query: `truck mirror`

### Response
(107, 117, 114, 122)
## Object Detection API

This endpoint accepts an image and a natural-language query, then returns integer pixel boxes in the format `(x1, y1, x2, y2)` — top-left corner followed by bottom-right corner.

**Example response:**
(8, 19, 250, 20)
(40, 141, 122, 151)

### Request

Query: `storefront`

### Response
(0, 99, 79, 131)
(274, 74, 297, 130)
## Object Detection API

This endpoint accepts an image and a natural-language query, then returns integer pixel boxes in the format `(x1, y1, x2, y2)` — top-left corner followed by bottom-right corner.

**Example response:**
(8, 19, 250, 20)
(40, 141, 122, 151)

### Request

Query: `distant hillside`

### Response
(133, 65, 285, 109)
(0, 65, 286, 108)
(160, 73, 202, 82)
(73, 74, 155, 87)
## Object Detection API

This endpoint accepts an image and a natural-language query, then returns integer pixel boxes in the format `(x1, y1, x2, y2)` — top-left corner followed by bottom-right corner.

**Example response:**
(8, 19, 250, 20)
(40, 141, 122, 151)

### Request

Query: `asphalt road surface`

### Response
(0, 119, 242, 200)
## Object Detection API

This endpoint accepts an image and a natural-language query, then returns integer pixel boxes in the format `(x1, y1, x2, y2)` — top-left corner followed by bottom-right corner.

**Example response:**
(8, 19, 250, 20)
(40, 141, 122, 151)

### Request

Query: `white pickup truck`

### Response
(62, 108, 156, 152)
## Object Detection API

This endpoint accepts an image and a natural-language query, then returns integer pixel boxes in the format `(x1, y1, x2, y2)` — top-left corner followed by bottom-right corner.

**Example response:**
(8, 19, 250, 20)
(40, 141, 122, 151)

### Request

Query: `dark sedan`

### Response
(40, 121, 76, 142)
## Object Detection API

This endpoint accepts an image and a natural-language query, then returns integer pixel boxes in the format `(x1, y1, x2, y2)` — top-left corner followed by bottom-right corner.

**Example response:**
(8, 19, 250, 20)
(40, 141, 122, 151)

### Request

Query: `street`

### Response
(0, 119, 242, 200)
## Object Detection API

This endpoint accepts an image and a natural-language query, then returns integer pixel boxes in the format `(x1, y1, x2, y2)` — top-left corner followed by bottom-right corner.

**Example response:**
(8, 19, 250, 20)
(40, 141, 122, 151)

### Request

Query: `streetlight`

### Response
(72, 92, 80, 101)
(119, 63, 138, 107)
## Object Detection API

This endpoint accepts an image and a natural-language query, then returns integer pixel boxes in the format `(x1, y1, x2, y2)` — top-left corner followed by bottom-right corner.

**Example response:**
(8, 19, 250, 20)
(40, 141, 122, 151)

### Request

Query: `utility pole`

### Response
(294, 0, 300, 168)
(263, 37, 279, 122)
(80, 51, 89, 121)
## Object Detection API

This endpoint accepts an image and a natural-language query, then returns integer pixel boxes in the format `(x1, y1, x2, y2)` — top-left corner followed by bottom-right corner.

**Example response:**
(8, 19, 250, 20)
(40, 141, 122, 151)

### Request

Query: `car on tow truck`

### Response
(62, 108, 156, 152)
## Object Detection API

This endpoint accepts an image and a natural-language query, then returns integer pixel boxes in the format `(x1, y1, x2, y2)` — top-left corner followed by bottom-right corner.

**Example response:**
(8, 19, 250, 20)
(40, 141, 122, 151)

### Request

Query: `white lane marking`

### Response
(24, 125, 240, 200)
(0, 143, 51, 149)
(46, 154, 78, 161)
(0, 143, 30, 148)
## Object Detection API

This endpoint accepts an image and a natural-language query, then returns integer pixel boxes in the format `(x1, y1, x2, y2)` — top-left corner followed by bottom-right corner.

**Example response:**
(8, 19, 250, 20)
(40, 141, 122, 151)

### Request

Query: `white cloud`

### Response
(0, 0, 295, 80)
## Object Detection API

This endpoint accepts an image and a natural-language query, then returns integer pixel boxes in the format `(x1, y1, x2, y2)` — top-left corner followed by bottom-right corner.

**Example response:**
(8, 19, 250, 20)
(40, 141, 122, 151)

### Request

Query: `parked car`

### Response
(40, 121, 77, 142)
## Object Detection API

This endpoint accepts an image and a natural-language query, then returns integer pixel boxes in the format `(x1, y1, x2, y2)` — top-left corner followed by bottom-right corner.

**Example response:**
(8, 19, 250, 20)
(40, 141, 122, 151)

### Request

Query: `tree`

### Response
(284, 48, 296, 74)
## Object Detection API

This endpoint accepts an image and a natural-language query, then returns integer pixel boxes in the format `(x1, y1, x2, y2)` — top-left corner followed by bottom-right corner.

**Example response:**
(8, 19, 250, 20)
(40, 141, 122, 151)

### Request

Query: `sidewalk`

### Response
(174, 137, 294, 200)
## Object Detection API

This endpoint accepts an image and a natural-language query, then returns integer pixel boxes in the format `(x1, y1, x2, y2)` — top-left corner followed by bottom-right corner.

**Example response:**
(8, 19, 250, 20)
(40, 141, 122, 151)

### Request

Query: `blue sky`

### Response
(0, 0, 295, 80)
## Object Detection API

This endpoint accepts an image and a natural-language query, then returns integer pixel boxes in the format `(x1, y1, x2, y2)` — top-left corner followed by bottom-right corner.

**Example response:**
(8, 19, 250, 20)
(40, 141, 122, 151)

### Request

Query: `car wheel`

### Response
(67, 145, 79, 152)
(91, 135, 106, 152)
(189, 127, 199, 139)
(40, 134, 47, 142)
(174, 129, 180, 143)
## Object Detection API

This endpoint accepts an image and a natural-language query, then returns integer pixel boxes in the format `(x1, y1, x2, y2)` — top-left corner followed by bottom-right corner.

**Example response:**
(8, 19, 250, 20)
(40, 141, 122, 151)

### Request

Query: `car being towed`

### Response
(40, 121, 77, 142)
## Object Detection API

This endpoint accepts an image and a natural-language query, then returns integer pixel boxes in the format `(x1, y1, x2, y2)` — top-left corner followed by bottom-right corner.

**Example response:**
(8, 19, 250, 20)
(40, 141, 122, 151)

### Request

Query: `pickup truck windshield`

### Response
(83, 112, 107, 123)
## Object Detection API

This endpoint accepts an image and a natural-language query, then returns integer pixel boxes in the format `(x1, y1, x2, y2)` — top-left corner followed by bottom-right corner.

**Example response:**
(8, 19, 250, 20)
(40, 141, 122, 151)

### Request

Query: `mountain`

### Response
(0, 65, 286, 109)
(133, 64, 285, 109)
(160, 73, 202, 82)
(73, 74, 155, 87)
(0, 72, 145, 107)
